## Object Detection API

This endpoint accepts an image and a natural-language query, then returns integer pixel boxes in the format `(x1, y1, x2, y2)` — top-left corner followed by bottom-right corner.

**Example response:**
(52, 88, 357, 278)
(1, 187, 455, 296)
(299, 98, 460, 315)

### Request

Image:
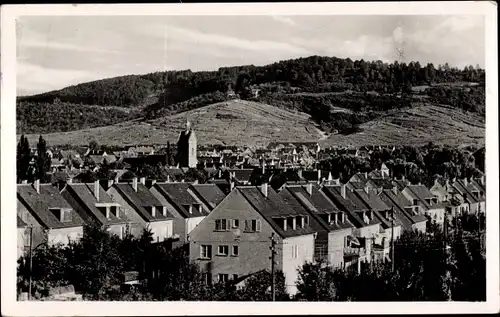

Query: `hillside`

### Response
(22, 100, 324, 147)
(320, 104, 485, 148)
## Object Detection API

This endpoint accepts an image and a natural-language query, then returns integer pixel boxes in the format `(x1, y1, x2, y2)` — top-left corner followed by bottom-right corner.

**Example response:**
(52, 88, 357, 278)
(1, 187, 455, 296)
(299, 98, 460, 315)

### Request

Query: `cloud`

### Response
(17, 62, 97, 96)
(271, 16, 297, 26)
(19, 38, 121, 54)
(150, 25, 310, 55)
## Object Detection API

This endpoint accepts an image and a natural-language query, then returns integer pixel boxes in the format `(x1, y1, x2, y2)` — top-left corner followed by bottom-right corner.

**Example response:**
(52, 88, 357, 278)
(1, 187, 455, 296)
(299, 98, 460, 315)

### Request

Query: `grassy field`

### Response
(320, 104, 485, 148)
(22, 100, 323, 147)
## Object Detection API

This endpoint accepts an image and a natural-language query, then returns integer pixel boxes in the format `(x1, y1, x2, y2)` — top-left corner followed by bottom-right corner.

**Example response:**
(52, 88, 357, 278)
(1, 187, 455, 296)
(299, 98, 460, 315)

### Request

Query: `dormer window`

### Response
(97, 206, 110, 219)
(183, 205, 193, 215)
(473, 191, 479, 199)
(111, 206, 119, 218)
(425, 198, 432, 205)
(51, 208, 72, 222)
(413, 199, 419, 206)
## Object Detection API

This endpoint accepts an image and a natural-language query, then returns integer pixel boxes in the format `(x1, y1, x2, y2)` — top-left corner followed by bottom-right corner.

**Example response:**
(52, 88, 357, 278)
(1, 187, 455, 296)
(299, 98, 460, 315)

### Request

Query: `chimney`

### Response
(262, 161, 266, 175)
(151, 179, 156, 186)
(463, 178, 468, 186)
(392, 185, 398, 195)
(340, 184, 346, 199)
(401, 175, 405, 181)
(193, 179, 199, 185)
(34, 179, 40, 194)
(298, 169, 303, 179)
(218, 169, 222, 178)
(167, 175, 171, 183)
(114, 174, 119, 184)
(434, 178, 439, 186)
(107, 179, 114, 189)
(94, 180, 100, 202)
(306, 183, 313, 196)
(317, 169, 322, 182)
(140, 177, 146, 185)
(480, 175, 485, 185)
(230, 180, 235, 192)
(260, 183, 268, 198)
(67, 178, 73, 184)
(364, 172, 368, 179)
(132, 177, 138, 192)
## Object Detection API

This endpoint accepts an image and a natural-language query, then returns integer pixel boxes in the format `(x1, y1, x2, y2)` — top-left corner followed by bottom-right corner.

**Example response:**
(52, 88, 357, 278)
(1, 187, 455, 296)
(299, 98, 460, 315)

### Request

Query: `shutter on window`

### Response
(244, 220, 250, 232)
(256, 220, 262, 232)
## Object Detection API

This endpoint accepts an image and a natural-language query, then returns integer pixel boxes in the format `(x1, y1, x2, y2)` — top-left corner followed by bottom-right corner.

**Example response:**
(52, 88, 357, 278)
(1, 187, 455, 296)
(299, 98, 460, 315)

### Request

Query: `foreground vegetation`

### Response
(18, 214, 485, 301)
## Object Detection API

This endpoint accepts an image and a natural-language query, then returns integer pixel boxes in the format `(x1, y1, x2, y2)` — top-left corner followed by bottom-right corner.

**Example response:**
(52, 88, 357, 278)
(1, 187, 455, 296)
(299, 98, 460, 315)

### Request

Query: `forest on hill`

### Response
(17, 55, 486, 135)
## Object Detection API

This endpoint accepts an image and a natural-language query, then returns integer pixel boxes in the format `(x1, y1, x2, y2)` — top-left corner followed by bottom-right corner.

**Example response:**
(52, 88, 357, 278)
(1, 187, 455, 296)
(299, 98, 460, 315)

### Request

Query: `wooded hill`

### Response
(17, 55, 486, 136)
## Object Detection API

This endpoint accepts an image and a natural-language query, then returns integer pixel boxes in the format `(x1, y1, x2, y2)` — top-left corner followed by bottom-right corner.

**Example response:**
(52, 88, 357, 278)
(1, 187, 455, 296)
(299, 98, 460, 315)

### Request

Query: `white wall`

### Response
(48, 226, 83, 246)
(412, 221, 426, 233)
(282, 234, 315, 295)
(148, 220, 174, 243)
(356, 223, 381, 238)
(187, 216, 205, 236)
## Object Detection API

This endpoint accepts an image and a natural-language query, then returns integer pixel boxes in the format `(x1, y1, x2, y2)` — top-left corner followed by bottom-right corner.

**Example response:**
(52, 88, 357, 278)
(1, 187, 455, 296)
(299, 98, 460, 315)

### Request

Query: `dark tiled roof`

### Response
(348, 181, 366, 190)
(379, 189, 427, 225)
(369, 178, 394, 189)
(17, 184, 85, 229)
(165, 168, 185, 181)
(190, 184, 227, 210)
(154, 182, 206, 218)
(405, 185, 434, 209)
(453, 180, 480, 204)
(283, 185, 354, 231)
(368, 170, 383, 179)
(301, 170, 319, 182)
(321, 186, 380, 228)
(65, 183, 129, 225)
(237, 186, 320, 238)
(393, 179, 410, 191)
(228, 169, 255, 183)
(278, 189, 326, 233)
(351, 173, 368, 184)
(113, 183, 171, 222)
(354, 190, 389, 212)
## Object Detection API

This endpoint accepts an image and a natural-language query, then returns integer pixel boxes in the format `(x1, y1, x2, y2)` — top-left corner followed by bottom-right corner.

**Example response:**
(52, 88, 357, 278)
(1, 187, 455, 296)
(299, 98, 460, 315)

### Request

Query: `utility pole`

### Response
(270, 232, 277, 302)
(391, 206, 395, 272)
(28, 225, 33, 301)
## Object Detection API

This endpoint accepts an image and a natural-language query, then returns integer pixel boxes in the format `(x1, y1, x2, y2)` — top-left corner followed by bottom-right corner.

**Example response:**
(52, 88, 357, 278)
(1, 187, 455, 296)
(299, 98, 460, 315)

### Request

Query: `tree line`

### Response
(318, 143, 484, 184)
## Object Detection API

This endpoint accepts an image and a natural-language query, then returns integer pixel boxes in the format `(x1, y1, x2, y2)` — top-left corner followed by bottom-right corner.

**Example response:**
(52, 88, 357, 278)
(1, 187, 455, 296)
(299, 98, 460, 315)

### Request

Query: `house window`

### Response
(218, 245, 229, 256)
(201, 245, 212, 259)
(215, 219, 228, 231)
(218, 274, 229, 283)
(245, 219, 262, 232)
(232, 219, 239, 228)
(61, 209, 72, 222)
(413, 199, 419, 206)
(202, 273, 212, 286)
(232, 245, 239, 256)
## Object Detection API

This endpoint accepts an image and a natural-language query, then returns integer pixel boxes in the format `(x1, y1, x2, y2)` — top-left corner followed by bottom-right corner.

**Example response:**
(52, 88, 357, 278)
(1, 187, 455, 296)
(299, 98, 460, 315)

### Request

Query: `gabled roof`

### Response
(393, 179, 411, 191)
(190, 184, 227, 210)
(65, 183, 129, 225)
(321, 186, 380, 228)
(368, 178, 394, 189)
(470, 180, 486, 202)
(112, 183, 171, 222)
(154, 182, 206, 218)
(350, 173, 368, 184)
(348, 181, 366, 190)
(228, 168, 255, 183)
(17, 184, 85, 229)
(404, 185, 433, 209)
(452, 180, 479, 204)
(283, 185, 354, 231)
(354, 190, 396, 229)
(277, 188, 326, 233)
(237, 186, 320, 238)
(379, 189, 427, 224)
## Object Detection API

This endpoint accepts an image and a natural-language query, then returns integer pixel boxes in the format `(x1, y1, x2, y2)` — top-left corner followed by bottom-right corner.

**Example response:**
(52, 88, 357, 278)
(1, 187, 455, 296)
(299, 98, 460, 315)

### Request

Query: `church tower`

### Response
(176, 120, 197, 168)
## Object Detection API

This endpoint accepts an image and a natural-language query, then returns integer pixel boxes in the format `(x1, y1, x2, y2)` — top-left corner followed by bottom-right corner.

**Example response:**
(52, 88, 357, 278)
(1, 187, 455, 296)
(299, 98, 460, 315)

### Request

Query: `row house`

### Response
(471, 176, 486, 213)
(401, 184, 446, 226)
(17, 181, 85, 249)
(61, 180, 130, 239)
(189, 184, 319, 295)
(379, 187, 428, 233)
(150, 182, 221, 246)
(107, 178, 174, 242)
(227, 168, 255, 185)
(279, 184, 355, 269)
(322, 185, 382, 263)
(452, 178, 482, 214)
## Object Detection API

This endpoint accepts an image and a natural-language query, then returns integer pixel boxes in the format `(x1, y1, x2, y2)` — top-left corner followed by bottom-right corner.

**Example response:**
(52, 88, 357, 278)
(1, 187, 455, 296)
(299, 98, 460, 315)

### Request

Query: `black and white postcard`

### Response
(1, 2, 498, 316)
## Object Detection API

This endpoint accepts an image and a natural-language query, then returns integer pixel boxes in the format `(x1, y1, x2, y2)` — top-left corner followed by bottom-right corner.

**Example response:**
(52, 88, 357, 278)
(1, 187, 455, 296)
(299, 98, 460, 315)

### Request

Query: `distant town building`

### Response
(177, 121, 197, 168)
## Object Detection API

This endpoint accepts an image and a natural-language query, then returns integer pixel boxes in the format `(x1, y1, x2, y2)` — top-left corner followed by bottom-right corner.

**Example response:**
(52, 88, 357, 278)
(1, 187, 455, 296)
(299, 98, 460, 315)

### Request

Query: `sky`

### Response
(16, 15, 485, 96)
